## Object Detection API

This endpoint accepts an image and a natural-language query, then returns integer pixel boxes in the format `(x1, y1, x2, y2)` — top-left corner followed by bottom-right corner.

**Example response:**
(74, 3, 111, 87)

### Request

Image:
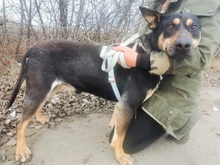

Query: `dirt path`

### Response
(1, 85, 220, 165)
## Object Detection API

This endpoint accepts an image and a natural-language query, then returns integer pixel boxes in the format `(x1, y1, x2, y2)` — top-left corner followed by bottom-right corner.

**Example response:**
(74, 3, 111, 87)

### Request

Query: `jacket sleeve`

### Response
(136, 53, 151, 70)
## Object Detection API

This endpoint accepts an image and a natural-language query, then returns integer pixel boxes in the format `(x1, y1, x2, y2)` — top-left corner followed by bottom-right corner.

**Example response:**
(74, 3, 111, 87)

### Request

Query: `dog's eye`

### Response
(190, 24, 197, 31)
(167, 24, 174, 30)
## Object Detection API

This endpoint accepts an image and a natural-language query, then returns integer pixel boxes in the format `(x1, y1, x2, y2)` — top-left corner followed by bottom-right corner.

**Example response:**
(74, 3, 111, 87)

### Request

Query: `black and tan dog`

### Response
(6, 7, 201, 165)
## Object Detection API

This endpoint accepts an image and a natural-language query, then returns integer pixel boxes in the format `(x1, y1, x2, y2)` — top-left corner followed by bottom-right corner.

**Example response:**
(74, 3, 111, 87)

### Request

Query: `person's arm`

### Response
(114, 46, 172, 75)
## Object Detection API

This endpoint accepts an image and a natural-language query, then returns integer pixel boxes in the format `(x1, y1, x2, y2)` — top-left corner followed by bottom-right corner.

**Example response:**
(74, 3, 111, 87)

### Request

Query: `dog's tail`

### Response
(6, 51, 30, 109)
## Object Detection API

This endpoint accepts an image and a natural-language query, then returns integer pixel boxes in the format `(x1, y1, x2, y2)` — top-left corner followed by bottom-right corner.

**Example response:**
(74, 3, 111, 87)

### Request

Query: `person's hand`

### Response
(113, 46, 138, 68)
(150, 51, 173, 75)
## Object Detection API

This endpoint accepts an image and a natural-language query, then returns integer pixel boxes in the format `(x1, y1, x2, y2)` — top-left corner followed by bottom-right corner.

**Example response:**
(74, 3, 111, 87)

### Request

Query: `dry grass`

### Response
(0, 36, 32, 75)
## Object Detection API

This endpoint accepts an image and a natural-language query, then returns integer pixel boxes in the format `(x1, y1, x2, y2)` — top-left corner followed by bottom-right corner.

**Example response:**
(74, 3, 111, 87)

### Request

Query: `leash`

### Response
(100, 33, 141, 101)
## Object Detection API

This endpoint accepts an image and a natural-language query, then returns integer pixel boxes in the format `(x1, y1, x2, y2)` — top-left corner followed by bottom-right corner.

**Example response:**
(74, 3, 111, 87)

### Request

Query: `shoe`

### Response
(167, 133, 190, 144)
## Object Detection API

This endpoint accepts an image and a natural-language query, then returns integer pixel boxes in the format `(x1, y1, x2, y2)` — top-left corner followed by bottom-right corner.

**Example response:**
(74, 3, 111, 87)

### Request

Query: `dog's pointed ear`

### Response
(139, 6, 162, 30)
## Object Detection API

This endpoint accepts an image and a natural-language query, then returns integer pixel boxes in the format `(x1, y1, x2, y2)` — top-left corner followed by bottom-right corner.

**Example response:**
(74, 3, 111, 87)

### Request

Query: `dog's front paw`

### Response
(117, 153, 134, 165)
(16, 145, 32, 162)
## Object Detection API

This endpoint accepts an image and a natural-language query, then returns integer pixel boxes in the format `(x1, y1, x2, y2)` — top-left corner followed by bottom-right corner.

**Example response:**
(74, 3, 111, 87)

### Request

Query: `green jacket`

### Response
(142, 0, 220, 139)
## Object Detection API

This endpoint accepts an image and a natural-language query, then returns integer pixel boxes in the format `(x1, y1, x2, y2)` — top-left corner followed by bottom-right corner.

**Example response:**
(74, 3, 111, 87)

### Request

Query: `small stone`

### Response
(4, 119, 11, 125)
(10, 110, 16, 117)
(35, 125, 42, 130)
(65, 110, 72, 116)
(2, 155, 7, 161)
(6, 132, 13, 136)
(6, 138, 16, 146)
(54, 118, 63, 123)
(29, 124, 36, 128)
(48, 122, 56, 128)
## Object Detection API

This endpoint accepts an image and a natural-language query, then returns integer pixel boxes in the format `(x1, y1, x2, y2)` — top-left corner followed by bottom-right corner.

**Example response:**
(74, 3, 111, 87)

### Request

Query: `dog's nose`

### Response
(175, 39, 192, 51)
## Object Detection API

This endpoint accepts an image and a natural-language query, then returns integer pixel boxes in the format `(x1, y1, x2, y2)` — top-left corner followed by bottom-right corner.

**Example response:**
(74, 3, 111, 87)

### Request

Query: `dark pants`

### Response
(110, 107, 165, 154)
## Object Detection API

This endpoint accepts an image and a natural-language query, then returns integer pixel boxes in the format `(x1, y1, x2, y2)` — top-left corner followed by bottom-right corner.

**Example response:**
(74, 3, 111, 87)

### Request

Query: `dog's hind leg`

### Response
(16, 80, 54, 162)
(110, 102, 134, 165)
(16, 98, 45, 162)
(16, 116, 32, 162)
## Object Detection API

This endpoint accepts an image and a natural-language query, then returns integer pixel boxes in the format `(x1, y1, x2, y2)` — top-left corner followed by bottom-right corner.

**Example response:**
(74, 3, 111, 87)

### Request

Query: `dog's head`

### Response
(139, 6, 201, 58)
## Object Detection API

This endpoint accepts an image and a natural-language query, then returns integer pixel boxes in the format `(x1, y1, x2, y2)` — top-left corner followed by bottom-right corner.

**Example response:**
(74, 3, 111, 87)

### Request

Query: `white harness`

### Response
(100, 33, 141, 101)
